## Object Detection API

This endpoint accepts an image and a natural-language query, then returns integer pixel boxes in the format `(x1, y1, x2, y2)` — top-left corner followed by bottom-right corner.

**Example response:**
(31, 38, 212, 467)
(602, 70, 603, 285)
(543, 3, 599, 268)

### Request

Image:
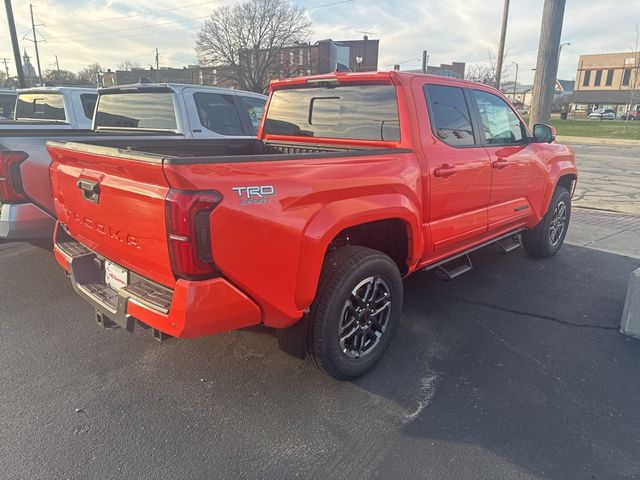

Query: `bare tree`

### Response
(465, 49, 512, 87)
(43, 68, 78, 85)
(77, 63, 102, 86)
(119, 59, 142, 71)
(465, 64, 497, 86)
(196, 0, 312, 93)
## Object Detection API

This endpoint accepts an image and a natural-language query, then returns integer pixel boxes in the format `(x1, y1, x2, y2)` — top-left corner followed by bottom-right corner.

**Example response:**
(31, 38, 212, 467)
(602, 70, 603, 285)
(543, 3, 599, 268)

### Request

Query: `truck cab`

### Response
(4, 86, 98, 129)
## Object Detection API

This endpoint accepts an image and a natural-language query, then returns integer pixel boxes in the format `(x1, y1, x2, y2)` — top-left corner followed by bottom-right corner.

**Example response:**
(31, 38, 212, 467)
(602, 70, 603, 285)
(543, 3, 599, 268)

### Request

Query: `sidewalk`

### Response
(567, 207, 640, 259)
(557, 135, 640, 146)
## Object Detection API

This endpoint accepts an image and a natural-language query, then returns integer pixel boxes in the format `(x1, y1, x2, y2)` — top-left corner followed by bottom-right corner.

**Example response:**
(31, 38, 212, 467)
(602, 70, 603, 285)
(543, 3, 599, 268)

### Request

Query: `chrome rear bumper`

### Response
(0, 202, 54, 239)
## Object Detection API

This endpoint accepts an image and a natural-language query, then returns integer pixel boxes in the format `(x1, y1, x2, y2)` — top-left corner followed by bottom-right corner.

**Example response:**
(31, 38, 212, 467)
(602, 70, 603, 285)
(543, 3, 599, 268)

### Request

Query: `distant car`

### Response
(621, 111, 640, 121)
(516, 106, 529, 115)
(588, 109, 616, 120)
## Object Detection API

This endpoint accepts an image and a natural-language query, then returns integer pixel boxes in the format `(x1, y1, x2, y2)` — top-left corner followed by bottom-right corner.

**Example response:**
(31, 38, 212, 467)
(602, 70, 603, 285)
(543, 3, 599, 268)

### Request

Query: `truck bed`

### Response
(52, 138, 401, 165)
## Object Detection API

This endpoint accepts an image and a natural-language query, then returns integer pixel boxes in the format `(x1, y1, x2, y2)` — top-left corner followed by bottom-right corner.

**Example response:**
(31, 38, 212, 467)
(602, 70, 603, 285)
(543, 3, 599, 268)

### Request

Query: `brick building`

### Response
(571, 52, 640, 115)
(101, 65, 237, 89)
(100, 37, 380, 91)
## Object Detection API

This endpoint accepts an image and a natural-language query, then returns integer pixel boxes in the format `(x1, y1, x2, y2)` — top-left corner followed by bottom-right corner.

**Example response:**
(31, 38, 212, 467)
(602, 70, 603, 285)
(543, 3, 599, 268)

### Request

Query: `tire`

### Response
(522, 186, 571, 258)
(306, 246, 403, 380)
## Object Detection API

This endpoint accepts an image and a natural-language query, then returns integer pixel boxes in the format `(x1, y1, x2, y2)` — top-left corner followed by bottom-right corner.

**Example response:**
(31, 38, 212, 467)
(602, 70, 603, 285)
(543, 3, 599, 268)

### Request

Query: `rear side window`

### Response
(15, 93, 65, 121)
(0, 94, 15, 118)
(472, 90, 524, 145)
(95, 92, 177, 130)
(239, 95, 266, 134)
(80, 94, 98, 120)
(264, 85, 400, 141)
(424, 85, 475, 147)
(194, 92, 245, 136)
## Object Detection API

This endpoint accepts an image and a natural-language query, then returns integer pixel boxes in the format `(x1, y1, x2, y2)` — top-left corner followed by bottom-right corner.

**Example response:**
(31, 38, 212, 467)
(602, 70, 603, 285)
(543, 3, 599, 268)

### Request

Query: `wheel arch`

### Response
(540, 164, 578, 219)
(294, 194, 423, 311)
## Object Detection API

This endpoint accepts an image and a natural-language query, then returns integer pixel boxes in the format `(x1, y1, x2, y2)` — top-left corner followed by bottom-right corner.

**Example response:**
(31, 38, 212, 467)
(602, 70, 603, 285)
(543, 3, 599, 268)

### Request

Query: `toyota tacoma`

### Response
(47, 72, 577, 380)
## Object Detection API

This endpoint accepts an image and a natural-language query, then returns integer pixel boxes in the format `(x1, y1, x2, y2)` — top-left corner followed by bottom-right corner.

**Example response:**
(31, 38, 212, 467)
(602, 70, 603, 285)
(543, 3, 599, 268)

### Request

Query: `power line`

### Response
(46, 15, 210, 42)
(44, 1, 216, 28)
(307, 0, 354, 10)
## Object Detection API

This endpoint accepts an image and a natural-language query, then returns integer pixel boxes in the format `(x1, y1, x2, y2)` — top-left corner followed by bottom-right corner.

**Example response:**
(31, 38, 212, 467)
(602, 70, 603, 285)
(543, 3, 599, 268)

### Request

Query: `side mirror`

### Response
(533, 123, 556, 143)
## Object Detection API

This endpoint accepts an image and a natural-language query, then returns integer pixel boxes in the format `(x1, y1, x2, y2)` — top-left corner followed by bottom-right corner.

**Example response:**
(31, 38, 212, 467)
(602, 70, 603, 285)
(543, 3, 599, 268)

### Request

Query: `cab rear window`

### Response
(264, 85, 400, 141)
(15, 93, 65, 121)
(95, 92, 177, 130)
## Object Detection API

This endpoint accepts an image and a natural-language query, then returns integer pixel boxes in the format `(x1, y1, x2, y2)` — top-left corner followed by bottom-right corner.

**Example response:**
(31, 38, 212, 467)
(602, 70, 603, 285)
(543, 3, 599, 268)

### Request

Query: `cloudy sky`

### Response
(1, 0, 640, 84)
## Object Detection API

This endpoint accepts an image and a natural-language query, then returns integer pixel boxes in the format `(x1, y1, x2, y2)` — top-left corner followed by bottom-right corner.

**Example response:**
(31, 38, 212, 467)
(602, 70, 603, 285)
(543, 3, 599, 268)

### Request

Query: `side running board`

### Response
(424, 229, 524, 281)
(435, 254, 473, 281)
(495, 234, 522, 254)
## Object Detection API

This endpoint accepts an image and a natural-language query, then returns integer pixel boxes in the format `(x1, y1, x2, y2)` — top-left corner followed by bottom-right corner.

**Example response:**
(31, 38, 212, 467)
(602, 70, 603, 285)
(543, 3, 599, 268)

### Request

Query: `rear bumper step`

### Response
(53, 222, 262, 339)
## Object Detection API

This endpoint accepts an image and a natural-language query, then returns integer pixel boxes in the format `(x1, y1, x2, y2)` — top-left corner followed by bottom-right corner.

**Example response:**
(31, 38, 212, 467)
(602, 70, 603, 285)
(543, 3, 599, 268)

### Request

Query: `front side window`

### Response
(239, 95, 266, 134)
(95, 92, 177, 130)
(472, 90, 524, 145)
(264, 84, 400, 141)
(424, 84, 475, 147)
(15, 93, 65, 121)
(583, 70, 591, 86)
(194, 92, 245, 136)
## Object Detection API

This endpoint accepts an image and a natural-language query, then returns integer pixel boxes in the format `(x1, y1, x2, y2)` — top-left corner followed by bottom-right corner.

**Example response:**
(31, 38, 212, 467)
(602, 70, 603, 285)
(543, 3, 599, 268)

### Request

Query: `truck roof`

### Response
(16, 86, 97, 95)
(98, 82, 266, 99)
(270, 70, 491, 91)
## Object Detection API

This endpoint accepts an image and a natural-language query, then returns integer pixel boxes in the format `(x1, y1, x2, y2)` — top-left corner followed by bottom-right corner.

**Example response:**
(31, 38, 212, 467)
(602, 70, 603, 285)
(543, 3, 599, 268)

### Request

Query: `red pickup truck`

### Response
(47, 72, 577, 380)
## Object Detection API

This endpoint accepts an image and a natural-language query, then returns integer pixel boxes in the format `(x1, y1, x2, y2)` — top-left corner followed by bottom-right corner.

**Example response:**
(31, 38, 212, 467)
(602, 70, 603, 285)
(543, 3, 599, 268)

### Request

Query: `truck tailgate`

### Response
(48, 142, 175, 287)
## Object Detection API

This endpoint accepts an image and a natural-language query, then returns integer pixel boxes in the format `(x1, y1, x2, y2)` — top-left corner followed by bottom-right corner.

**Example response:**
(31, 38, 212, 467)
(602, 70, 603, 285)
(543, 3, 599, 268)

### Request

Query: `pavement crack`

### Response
(436, 295, 620, 331)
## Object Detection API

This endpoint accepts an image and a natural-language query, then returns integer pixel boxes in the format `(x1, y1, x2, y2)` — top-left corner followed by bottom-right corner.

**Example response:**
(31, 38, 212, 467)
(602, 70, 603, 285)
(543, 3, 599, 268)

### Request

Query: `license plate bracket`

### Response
(105, 260, 128, 291)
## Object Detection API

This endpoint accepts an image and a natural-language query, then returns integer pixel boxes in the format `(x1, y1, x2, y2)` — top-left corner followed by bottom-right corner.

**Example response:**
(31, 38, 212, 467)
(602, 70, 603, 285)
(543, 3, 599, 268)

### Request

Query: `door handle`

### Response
(77, 178, 100, 203)
(492, 158, 509, 170)
(434, 164, 456, 178)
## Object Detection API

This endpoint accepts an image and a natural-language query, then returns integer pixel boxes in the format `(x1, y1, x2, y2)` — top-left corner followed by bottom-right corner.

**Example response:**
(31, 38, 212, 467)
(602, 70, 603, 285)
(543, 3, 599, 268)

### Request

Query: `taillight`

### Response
(0, 151, 28, 202)
(165, 189, 222, 280)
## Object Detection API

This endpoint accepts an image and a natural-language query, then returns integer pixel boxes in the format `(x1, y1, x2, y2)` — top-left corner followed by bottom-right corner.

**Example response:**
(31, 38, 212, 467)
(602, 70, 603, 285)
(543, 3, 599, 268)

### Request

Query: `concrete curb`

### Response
(557, 135, 640, 147)
(620, 268, 640, 339)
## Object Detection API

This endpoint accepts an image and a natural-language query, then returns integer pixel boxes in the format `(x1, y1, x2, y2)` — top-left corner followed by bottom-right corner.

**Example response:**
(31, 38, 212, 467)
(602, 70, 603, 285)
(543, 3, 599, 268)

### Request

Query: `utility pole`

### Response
(1, 57, 10, 79)
(30, 4, 43, 85)
(155, 48, 160, 82)
(55, 54, 61, 83)
(421, 50, 428, 74)
(495, 0, 510, 88)
(529, 0, 567, 127)
(512, 61, 519, 103)
(4, 0, 26, 87)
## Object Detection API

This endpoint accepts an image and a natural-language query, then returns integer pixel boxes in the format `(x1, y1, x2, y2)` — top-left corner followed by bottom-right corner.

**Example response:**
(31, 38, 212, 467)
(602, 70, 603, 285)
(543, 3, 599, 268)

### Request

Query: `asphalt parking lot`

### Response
(2, 144, 640, 479)
(2, 236, 640, 479)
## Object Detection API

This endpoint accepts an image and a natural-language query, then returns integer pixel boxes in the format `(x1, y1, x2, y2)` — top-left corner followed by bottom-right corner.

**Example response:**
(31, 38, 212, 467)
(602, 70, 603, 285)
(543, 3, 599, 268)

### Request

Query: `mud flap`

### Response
(276, 316, 308, 359)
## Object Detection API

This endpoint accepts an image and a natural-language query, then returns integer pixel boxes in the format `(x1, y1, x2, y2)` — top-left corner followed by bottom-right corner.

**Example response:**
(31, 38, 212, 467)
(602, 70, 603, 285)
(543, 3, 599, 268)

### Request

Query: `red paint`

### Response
(47, 72, 577, 338)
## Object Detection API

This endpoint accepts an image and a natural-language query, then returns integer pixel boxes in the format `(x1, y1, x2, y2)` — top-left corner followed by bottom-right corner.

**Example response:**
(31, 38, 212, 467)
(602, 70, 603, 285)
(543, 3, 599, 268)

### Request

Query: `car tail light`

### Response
(0, 151, 29, 203)
(165, 189, 222, 280)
